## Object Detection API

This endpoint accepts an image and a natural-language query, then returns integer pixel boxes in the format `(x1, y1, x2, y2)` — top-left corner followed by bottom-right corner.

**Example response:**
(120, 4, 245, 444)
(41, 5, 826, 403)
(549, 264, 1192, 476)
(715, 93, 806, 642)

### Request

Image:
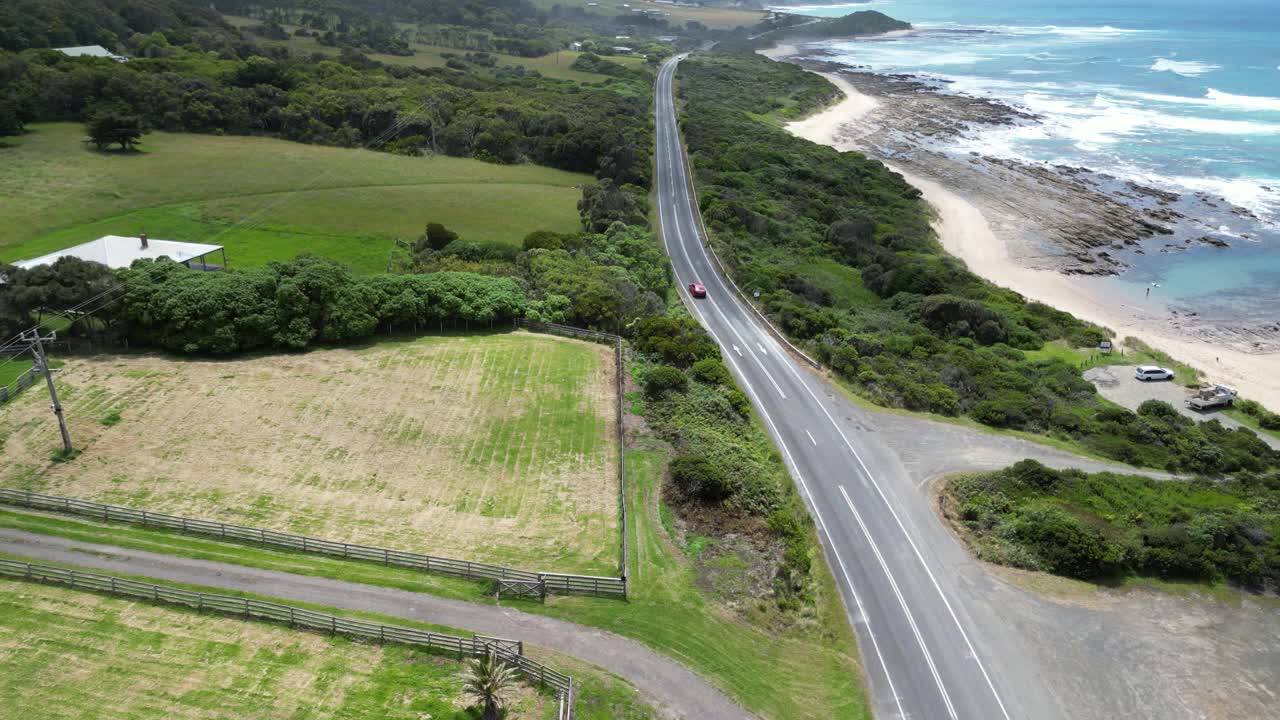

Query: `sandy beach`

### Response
(767, 58, 1280, 411)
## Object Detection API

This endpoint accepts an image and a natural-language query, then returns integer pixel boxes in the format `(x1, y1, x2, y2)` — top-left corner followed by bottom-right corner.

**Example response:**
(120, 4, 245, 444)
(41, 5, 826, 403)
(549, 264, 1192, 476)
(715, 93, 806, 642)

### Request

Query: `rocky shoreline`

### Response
(759, 44, 1280, 391)
(796, 54, 1260, 277)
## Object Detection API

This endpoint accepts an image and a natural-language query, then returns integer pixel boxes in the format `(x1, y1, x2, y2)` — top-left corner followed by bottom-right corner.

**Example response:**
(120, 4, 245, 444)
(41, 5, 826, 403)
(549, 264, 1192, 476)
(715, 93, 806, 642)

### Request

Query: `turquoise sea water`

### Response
(781, 0, 1280, 324)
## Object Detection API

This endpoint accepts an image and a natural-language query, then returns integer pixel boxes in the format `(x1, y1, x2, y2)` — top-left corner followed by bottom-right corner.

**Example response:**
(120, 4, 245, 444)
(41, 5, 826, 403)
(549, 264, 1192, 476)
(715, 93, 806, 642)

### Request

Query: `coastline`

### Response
(760, 49, 1280, 410)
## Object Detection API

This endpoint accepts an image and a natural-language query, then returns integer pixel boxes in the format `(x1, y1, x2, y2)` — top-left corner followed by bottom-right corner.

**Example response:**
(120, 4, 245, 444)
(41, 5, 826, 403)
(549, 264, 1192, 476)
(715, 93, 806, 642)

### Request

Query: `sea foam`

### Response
(1150, 58, 1220, 77)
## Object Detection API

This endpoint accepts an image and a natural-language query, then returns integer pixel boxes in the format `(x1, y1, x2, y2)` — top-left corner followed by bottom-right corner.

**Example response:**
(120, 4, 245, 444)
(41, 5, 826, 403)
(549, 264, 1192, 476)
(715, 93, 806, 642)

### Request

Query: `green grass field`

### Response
(0, 359, 35, 389)
(0, 577, 554, 720)
(0, 124, 589, 273)
(0, 440, 870, 720)
(0, 332, 620, 574)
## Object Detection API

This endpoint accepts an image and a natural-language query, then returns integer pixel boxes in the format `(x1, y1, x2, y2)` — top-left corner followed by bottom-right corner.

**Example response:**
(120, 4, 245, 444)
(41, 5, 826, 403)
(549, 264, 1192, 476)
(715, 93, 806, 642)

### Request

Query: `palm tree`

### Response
(461, 652, 518, 720)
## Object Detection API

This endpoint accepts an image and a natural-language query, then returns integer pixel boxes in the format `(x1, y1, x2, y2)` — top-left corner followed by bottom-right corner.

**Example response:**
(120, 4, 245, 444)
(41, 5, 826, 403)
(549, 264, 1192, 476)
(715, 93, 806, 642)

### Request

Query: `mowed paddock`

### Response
(0, 331, 620, 574)
(0, 578, 550, 720)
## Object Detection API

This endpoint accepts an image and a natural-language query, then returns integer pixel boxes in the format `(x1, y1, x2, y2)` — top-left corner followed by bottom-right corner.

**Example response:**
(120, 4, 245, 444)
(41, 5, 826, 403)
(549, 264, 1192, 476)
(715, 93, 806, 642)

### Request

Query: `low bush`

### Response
(951, 464, 1280, 589)
(689, 358, 732, 386)
(644, 365, 688, 398)
(670, 454, 731, 502)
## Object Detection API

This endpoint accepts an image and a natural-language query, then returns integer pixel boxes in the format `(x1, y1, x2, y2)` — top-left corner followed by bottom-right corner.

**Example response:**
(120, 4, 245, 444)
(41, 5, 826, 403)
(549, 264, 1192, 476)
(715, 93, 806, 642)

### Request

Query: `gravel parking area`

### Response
(1084, 365, 1280, 450)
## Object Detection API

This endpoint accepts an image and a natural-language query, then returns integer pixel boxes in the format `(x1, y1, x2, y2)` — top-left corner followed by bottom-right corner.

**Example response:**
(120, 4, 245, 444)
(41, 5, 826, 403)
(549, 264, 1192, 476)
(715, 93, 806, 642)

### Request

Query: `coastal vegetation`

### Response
(946, 460, 1280, 590)
(675, 48, 1280, 478)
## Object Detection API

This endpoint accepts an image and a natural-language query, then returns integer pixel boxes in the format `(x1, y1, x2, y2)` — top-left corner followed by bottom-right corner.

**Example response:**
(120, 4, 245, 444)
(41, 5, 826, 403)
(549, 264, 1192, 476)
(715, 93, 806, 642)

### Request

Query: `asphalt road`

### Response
(0, 528, 753, 720)
(656, 56, 1021, 720)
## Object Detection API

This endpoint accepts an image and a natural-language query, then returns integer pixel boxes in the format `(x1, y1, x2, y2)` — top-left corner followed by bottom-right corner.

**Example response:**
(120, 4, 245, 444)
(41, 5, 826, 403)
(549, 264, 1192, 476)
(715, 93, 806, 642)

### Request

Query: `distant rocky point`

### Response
(774, 10, 912, 40)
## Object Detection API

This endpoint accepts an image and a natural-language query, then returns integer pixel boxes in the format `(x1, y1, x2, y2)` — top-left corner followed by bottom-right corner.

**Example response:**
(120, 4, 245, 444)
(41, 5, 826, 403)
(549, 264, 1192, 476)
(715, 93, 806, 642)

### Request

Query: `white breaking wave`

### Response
(828, 45, 989, 67)
(1121, 89, 1280, 113)
(1151, 58, 1220, 77)
(1121, 170, 1280, 222)
(920, 23, 1144, 38)
(1044, 25, 1144, 37)
(1019, 92, 1280, 144)
(1205, 89, 1280, 113)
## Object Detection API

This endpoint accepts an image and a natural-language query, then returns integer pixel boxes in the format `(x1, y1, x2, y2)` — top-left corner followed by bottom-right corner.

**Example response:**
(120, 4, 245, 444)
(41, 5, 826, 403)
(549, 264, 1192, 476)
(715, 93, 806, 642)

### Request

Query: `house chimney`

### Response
(140, 232, 148, 249)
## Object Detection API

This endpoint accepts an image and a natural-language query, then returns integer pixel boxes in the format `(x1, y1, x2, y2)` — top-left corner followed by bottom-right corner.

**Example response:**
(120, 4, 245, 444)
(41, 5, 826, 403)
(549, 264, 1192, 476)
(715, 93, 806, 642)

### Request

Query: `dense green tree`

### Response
(578, 179, 649, 232)
(85, 105, 145, 150)
(420, 222, 459, 252)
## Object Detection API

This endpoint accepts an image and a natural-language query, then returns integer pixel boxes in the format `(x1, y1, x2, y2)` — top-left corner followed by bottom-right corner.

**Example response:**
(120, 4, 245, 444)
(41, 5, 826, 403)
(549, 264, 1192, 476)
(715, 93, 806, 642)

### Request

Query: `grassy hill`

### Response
(0, 124, 590, 274)
(797, 10, 912, 38)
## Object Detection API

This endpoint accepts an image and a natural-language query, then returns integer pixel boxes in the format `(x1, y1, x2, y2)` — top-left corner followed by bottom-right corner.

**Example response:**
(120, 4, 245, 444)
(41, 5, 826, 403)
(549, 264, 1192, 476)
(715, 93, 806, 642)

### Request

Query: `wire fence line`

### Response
(0, 558, 575, 706)
(3, 321, 630, 597)
(0, 367, 39, 405)
(0, 489, 625, 599)
(515, 320, 629, 586)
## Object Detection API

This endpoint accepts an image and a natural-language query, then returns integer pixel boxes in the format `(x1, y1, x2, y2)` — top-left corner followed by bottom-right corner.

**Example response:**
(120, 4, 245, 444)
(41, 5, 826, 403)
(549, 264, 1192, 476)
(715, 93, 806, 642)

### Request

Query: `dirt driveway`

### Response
(1085, 365, 1280, 450)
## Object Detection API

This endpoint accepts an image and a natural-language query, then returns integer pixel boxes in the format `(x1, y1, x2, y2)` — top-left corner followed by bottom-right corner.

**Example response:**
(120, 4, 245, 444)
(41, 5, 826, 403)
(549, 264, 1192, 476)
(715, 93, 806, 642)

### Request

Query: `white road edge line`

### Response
(662, 56, 1014, 720)
(839, 486, 957, 720)
(772, 316, 1015, 720)
(653, 59, 912, 720)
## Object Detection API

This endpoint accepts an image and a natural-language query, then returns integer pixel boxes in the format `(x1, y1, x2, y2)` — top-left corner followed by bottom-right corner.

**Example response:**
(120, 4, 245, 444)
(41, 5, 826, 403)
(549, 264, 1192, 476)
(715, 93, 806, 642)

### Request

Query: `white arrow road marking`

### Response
(756, 342, 768, 355)
(732, 344, 743, 357)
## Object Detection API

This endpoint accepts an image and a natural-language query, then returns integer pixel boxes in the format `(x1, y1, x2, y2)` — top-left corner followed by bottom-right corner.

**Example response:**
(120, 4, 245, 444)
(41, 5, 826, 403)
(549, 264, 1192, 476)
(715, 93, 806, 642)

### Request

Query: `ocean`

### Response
(779, 0, 1280, 328)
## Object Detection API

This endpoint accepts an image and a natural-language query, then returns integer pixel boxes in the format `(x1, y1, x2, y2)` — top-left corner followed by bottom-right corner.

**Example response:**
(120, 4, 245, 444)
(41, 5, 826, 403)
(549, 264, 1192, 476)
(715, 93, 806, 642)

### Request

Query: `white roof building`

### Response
(13, 235, 225, 271)
(56, 45, 128, 62)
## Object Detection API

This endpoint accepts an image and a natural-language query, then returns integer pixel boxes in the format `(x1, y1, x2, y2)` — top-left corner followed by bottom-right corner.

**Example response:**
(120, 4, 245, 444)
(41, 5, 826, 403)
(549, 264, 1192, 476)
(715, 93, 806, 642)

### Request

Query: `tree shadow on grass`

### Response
(83, 144, 148, 156)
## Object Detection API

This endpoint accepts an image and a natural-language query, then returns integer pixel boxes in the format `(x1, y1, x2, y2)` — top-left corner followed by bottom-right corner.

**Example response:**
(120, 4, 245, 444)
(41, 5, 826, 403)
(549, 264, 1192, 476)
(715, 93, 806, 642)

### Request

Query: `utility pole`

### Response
(22, 329, 72, 453)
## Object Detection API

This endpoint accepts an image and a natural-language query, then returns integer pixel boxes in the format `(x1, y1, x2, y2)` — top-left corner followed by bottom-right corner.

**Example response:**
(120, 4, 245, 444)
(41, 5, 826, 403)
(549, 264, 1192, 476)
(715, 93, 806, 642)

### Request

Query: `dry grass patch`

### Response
(0, 331, 619, 573)
(0, 578, 548, 720)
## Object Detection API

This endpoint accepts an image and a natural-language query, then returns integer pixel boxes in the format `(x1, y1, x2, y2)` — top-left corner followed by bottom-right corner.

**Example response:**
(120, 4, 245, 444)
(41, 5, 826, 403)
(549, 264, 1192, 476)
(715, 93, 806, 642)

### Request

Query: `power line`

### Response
(1, 92, 448, 464)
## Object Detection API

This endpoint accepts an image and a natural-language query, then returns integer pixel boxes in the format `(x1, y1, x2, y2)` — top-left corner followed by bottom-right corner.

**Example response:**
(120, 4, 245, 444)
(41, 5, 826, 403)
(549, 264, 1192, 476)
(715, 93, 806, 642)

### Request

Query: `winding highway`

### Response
(655, 55, 1020, 720)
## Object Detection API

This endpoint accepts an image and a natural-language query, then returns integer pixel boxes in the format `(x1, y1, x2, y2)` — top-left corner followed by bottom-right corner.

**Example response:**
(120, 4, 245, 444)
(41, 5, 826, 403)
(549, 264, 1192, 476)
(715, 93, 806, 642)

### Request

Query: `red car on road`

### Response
(689, 282, 707, 298)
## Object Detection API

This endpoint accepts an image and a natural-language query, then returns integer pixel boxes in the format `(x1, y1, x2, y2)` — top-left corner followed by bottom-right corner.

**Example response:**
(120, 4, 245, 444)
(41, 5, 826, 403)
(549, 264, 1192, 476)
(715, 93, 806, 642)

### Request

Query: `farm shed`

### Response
(12, 234, 226, 271)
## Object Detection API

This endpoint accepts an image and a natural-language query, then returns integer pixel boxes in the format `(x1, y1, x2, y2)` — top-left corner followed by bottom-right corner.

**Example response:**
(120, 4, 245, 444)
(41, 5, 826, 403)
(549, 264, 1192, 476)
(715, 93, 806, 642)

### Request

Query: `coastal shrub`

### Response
(1237, 399, 1263, 417)
(950, 464, 1280, 589)
(633, 315, 719, 367)
(670, 454, 731, 502)
(1006, 507, 1115, 580)
(1137, 399, 1181, 420)
(690, 358, 733, 386)
(644, 365, 688, 398)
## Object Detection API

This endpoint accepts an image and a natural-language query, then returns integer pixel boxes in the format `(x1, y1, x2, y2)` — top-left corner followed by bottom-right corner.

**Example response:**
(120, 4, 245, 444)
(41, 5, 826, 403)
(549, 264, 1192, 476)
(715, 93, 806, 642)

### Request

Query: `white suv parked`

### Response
(1135, 365, 1174, 382)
